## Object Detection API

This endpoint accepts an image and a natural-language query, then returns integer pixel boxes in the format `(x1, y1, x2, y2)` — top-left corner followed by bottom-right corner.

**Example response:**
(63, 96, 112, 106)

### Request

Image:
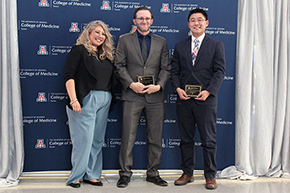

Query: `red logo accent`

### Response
(39, 47, 46, 54)
(71, 24, 77, 31)
(37, 140, 44, 147)
(103, 2, 109, 9)
(163, 5, 169, 11)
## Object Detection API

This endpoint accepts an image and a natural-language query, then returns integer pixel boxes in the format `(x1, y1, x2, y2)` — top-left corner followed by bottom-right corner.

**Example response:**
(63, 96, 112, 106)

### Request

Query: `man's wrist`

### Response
(157, 85, 161, 91)
(129, 83, 133, 89)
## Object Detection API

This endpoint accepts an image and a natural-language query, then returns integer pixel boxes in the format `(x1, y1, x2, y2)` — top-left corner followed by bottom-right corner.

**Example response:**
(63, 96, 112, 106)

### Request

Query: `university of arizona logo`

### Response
(69, 22, 80, 32)
(160, 3, 170, 13)
(37, 45, 48, 55)
(38, 0, 49, 7)
(36, 92, 47, 102)
(130, 25, 137, 33)
(100, 1, 111, 10)
(35, 139, 46, 149)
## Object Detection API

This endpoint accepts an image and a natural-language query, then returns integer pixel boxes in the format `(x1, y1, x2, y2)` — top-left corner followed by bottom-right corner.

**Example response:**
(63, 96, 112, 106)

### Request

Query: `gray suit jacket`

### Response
(115, 31, 171, 103)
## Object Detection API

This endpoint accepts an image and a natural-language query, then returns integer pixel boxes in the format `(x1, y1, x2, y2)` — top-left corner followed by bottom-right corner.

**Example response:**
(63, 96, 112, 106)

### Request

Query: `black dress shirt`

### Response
(137, 31, 151, 56)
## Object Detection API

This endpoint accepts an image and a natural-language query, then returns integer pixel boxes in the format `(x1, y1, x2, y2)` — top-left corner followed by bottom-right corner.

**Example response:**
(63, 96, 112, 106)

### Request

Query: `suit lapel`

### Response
(131, 32, 144, 65)
(83, 54, 100, 80)
(147, 34, 157, 65)
(195, 35, 209, 65)
(185, 37, 193, 68)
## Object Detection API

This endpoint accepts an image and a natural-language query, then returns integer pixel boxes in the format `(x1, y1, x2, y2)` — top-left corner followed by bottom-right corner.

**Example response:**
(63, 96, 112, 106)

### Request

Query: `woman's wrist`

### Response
(70, 98, 78, 105)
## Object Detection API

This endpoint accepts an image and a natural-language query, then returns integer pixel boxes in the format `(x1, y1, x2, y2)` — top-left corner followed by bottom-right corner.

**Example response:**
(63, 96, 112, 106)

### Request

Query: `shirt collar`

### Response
(137, 30, 151, 38)
(192, 33, 205, 44)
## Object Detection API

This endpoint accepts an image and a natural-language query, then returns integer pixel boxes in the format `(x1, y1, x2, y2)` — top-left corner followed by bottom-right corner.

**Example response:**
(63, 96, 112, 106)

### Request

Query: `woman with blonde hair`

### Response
(64, 20, 116, 188)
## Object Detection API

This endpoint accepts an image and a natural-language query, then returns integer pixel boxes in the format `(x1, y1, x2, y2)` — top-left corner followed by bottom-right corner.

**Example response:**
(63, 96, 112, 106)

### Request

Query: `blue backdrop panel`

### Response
(17, 0, 237, 172)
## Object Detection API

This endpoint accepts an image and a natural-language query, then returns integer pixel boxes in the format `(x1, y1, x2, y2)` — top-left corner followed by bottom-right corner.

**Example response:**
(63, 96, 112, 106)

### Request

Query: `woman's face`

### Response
(89, 25, 106, 48)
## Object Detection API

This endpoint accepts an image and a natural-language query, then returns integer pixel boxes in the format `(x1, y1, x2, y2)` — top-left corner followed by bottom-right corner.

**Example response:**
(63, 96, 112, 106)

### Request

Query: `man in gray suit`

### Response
(115, 6, 171, 188)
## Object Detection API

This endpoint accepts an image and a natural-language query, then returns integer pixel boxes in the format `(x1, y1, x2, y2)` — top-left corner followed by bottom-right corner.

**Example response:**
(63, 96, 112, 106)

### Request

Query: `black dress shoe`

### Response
(146, 175, 168, 186)
(116, 176, 130, 188)
(67, 182, 81, 188)
(83, 179, 103, 186)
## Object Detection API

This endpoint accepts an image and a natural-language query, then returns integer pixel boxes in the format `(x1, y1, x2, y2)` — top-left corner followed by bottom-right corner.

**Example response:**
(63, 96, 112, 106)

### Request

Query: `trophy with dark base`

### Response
(137, 75, 155, 86)
(185, 85, 202, 98)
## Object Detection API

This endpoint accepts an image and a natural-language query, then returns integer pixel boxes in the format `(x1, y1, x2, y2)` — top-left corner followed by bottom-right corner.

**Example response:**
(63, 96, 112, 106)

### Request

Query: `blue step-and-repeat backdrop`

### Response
(17, 0, 237, 172)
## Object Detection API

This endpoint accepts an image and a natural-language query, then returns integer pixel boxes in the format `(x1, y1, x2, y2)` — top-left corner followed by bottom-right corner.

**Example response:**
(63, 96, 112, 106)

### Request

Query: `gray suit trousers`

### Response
(119, 96, 165, 177)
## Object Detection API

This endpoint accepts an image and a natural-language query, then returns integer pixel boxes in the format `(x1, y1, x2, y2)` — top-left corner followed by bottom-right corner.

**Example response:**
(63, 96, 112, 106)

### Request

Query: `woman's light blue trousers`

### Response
(66, 91, 111, 184)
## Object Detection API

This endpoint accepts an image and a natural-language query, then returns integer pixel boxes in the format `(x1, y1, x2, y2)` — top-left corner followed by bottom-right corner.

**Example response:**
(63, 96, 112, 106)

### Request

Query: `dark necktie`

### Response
(142, 35, 148, 63)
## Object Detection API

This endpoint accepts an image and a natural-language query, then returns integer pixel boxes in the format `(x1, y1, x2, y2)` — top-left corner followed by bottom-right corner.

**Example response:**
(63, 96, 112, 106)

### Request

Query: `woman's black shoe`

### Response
(83, 179, 103, 186)
(68, 182, 81, 188)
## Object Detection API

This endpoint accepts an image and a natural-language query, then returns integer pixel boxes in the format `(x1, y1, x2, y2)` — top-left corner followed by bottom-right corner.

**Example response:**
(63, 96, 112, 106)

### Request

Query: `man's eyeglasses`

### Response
(135, 17, 152, 22)
(189, 18, 206, 23)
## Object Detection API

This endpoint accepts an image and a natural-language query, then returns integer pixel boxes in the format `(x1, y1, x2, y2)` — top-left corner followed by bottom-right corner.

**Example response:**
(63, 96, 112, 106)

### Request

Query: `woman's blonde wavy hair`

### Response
(76, 20, 114, 61)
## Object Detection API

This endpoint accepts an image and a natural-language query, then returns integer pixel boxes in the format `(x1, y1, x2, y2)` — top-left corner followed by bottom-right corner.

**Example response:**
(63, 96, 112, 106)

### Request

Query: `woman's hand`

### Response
(71, 100, 81, 114)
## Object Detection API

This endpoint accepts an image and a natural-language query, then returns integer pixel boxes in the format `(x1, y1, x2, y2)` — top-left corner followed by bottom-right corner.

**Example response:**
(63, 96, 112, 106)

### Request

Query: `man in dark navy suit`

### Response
(171, 8, 226, 189)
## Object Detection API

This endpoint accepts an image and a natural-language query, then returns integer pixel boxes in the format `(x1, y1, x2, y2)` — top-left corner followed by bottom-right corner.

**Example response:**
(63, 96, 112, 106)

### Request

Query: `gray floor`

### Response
(1, 170, 290, 193)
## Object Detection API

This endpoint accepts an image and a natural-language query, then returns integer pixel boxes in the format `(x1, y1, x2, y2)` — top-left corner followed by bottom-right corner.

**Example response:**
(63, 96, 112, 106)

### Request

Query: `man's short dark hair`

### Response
(133, 6, 154, 19)
(188, 8, 208, 21)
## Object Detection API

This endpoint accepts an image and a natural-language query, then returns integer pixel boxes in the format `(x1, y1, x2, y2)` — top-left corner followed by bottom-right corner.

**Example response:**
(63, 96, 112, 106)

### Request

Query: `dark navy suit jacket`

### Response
(171, 35, 226, 105)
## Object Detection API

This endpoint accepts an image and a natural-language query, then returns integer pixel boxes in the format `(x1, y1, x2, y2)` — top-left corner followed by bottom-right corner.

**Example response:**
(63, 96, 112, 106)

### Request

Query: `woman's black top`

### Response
(64, 44, 116, 109)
